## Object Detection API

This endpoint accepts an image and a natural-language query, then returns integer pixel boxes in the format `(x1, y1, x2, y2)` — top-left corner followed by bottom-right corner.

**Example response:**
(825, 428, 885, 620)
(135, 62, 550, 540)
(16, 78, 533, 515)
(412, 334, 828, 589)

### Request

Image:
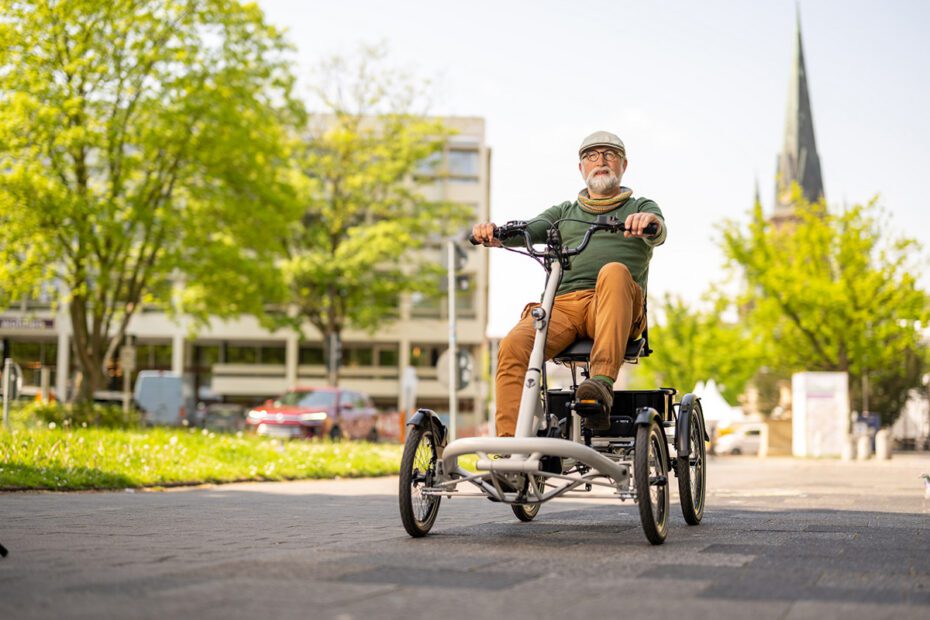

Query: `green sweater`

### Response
(505, 195, 666, 296)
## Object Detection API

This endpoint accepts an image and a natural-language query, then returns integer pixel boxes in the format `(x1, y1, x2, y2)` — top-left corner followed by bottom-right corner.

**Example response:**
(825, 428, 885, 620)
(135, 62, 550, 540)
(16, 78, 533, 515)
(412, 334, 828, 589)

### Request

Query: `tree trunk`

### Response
(323, 328, 341, 387)
(70, 302, 110, 403)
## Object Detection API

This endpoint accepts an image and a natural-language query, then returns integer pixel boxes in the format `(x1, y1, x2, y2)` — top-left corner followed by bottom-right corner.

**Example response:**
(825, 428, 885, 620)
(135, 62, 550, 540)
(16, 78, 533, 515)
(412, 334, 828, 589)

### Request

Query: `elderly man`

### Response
(472, 130, 667, 436)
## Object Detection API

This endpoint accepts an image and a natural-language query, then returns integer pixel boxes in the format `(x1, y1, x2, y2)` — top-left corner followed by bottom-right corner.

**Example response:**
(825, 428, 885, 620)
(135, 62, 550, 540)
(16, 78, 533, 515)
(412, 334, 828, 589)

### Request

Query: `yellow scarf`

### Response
(577, 187, 633, 214)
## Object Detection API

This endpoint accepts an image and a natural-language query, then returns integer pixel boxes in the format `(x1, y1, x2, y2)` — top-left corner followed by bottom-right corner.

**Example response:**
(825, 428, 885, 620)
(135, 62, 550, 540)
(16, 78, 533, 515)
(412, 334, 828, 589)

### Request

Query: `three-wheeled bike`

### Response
(398, 216, 707, 544)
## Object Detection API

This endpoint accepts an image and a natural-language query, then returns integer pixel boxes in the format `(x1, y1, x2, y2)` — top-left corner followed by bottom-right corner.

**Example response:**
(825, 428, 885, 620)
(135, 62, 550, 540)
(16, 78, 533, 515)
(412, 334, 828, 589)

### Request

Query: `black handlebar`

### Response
(467, 217, 658, 247)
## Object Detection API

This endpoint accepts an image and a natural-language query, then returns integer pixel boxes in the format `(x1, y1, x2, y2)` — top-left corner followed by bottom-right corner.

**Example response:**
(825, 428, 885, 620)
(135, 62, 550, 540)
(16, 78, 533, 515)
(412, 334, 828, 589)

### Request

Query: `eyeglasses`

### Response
(581, 149, 623, 163)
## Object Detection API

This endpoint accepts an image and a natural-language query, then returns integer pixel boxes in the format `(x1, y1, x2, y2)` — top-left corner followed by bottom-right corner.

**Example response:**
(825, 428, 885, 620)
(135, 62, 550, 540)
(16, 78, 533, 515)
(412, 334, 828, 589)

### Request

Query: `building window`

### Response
(225, 345, 257, 365)
(447, 149, 480, 182)
(411, 291, 442, 318)
(415, 151, 442, 178)
(194, 344, 221, 368)
(299, 345, 324, 365)
(223, 343, 286, 365)
(137, 343, 173, 368)
(409, 343, 446, 367)
(259, 345, 286, 365)
(378, 346, 398, 367)
(343, 346, 373, 367)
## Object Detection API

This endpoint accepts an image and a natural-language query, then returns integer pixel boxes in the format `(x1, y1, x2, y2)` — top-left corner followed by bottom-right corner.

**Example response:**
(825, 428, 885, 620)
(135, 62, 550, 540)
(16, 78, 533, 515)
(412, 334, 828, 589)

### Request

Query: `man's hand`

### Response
(471, 222, 502, 247)
(623, 212, 661, 238)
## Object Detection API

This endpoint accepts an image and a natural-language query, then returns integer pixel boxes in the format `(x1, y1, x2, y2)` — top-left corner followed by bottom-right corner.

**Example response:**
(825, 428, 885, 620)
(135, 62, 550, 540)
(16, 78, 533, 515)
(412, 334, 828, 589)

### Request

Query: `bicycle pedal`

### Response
(573, 400, 607, 418)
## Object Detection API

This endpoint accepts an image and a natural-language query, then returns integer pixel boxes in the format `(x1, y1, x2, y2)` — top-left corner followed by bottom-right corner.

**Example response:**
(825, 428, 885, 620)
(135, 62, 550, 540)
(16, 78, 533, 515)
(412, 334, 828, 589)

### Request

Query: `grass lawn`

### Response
(0, 427, 405, 491)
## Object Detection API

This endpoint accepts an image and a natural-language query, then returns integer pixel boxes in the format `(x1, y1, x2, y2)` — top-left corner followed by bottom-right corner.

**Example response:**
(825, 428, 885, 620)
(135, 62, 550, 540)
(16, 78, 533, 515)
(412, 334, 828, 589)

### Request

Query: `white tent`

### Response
(693, 379, 745, 427)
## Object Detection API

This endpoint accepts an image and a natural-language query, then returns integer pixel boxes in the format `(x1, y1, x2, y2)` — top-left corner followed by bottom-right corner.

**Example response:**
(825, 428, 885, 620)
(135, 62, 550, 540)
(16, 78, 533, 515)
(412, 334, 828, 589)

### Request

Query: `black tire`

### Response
(676, 401, 706, 526)
(510, 473, 545, 521)
(512, 502, 540, 521)
(635, 419, 670, 545)
(399, 427, 441, 537)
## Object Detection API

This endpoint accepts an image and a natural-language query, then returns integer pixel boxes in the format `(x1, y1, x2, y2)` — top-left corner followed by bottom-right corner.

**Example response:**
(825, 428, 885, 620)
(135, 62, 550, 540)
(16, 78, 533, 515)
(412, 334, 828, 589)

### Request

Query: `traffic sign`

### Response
(436, 350, 473, 391)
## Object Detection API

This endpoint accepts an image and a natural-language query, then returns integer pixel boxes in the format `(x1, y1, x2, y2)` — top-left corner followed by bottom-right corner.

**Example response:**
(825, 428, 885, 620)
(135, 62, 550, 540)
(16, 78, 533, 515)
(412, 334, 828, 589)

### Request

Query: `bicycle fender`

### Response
(677, 393, 709, 457)
(634, 407, 661, 426)
(677, 394, 696, 458)
(406, 408, 447, 447)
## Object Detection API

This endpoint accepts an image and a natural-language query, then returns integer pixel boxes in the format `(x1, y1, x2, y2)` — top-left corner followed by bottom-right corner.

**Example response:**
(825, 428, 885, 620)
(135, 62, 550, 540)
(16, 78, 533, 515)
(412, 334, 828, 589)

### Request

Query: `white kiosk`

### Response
(792, 372, 849, 457)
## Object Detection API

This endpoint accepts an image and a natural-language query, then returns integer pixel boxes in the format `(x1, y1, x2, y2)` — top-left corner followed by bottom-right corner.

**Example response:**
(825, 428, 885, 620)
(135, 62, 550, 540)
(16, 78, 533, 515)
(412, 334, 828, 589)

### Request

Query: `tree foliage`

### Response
(0, 0, 302, 400)
(282, 48, 471, 384)
(722, 190, 930, 426)
(631, 293, 762, 404)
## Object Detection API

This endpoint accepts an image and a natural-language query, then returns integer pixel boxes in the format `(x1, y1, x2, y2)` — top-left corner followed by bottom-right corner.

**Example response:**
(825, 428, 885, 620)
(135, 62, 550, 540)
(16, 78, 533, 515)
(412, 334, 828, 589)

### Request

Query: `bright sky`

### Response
(258, 0, 930, 337)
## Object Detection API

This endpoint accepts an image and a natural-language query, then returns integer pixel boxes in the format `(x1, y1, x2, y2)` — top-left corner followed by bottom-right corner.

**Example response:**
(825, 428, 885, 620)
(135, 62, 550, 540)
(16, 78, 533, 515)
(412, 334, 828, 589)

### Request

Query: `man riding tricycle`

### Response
(398, 130, 707, 545)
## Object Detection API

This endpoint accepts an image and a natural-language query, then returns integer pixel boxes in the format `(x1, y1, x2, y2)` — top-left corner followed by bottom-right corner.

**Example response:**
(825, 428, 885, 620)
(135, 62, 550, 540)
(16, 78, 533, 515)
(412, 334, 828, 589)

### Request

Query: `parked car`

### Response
(200, 403, 246, 432)
(714, 423, 764, 456)
(245, 387, 379, 441)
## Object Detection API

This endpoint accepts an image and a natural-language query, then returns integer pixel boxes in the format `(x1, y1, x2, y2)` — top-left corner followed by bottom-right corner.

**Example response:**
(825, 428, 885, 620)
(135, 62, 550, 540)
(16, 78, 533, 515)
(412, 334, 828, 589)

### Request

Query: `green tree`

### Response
(631, 293, 762, 404)
(722, 189, 930, 426)
(0, 0, 302, 400)
(282, 48, 471, 385)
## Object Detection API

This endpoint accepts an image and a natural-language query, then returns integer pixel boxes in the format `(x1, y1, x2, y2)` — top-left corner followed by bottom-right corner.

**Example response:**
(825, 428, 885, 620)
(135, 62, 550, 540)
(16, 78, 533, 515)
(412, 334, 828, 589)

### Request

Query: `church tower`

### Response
(774, 9, 825, 221)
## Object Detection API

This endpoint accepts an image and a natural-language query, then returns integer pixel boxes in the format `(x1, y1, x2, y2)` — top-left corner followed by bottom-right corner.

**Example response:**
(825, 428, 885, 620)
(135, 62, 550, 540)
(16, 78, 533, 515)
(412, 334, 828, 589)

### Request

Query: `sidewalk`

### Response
(2, 454, 929, 619)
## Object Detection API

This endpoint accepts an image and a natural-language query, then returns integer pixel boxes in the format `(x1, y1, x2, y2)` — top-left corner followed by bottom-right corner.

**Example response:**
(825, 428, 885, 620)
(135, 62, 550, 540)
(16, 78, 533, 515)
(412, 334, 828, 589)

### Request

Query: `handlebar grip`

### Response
(467, 234, 482, 246)
(643, 222, 659, 236)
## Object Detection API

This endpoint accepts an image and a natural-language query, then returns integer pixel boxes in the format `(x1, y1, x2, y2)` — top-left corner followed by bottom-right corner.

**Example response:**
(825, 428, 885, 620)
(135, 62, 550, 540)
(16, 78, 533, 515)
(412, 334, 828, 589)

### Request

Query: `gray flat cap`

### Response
(579, 130, 626, 157)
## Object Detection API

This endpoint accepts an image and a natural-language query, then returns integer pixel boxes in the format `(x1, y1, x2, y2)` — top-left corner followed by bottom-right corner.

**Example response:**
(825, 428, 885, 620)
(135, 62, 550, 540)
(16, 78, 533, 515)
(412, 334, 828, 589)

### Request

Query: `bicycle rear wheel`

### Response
(676, 399, 706, 525)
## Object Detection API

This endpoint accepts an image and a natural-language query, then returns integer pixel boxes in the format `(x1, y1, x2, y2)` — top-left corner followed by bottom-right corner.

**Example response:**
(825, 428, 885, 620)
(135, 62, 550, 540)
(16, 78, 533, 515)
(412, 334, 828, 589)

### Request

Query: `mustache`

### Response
(586, 166, 614, 179)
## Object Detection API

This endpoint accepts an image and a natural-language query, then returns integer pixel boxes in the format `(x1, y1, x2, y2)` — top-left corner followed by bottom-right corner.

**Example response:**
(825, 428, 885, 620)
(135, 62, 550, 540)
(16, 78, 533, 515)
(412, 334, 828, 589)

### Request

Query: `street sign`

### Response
(1, 360, 22, 400)
(119, 346, 137, 373)
(2, 359, 23, 429)
(436, 350, 473, 391)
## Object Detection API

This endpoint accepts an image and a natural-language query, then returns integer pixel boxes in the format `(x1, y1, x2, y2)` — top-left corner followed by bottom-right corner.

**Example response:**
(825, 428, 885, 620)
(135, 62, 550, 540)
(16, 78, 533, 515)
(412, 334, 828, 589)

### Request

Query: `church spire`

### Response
(774, 7, 824, 217)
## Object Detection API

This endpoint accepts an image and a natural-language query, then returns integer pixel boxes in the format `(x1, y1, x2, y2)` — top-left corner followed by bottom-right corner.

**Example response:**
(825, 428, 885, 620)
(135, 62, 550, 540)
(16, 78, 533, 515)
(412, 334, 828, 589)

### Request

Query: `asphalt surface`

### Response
(2, 454, 930, 620)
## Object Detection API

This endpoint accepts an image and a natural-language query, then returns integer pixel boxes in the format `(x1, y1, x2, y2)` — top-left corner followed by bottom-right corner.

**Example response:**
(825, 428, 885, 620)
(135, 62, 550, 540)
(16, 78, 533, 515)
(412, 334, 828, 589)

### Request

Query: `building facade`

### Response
(0, 116, 491, 429)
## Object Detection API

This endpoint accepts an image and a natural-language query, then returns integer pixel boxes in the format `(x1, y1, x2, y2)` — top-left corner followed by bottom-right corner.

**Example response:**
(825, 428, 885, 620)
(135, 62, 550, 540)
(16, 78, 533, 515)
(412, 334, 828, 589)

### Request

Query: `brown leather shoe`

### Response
(576, 379, 613, 430)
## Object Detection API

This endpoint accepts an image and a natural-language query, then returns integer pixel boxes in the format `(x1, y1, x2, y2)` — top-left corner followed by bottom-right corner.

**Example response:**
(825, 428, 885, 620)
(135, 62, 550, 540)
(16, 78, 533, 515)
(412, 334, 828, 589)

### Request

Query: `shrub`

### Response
(24, 401, 142, 429)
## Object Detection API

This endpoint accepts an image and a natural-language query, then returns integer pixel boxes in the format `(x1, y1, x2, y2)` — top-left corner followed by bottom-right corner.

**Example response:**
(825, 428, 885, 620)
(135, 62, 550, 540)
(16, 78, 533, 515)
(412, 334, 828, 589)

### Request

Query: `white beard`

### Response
(585, 168, 620, 194)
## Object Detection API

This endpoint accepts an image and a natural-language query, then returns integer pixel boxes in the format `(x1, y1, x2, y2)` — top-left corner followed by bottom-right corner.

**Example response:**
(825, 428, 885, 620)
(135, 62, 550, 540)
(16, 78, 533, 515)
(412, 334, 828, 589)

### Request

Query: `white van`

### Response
(133, 371, 185, 425)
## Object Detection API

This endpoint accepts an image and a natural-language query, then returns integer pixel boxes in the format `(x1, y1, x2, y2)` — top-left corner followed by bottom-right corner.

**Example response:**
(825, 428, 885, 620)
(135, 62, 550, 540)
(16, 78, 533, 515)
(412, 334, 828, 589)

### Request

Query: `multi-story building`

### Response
(0, 116, 491, 431)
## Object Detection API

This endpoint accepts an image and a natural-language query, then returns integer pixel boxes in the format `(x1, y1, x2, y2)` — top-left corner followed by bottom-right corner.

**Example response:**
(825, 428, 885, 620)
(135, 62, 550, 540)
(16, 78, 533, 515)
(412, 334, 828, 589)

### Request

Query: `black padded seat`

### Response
(552, 337, 647, 364)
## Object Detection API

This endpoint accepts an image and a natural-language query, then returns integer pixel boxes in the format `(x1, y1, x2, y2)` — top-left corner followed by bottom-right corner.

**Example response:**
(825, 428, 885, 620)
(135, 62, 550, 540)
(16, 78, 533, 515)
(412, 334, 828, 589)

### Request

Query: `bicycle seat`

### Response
(552, 336, 648, 364)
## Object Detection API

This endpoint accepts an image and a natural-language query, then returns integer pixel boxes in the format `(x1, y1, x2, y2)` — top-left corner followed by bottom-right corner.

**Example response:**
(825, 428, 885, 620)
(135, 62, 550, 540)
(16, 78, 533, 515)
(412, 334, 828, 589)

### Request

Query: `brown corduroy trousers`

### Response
(495, 262, 644, 437)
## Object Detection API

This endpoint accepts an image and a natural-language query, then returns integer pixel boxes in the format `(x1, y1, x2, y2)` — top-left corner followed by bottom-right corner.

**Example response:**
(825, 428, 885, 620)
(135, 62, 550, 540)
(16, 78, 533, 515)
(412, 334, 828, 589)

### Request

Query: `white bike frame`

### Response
(435, 259, 642, 505)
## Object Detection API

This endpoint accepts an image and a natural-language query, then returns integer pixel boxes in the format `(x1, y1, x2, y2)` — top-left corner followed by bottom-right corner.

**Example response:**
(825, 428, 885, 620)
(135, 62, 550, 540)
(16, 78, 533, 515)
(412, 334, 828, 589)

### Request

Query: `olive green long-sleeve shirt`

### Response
(505, 195, 666, 296)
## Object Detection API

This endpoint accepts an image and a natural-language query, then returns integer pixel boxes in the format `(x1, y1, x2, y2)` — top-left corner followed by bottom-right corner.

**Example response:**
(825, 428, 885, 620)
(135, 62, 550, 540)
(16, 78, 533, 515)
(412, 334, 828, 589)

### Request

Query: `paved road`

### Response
(2, 455, 930, 619)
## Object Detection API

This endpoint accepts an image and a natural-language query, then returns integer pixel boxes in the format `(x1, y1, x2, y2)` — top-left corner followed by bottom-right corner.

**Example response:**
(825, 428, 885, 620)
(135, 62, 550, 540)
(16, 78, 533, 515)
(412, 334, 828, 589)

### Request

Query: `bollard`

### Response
(857, 434, 872, 460)
(40, 367, 51, 403)
(2, 358, 11, 430)
(874, 429, 892, 460)
(841, 436, 856, 461)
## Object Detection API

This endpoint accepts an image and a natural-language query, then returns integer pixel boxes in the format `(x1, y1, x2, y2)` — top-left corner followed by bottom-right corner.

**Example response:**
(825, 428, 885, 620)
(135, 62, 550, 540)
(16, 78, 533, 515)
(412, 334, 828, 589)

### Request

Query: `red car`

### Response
(246, 387, 380, 441)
